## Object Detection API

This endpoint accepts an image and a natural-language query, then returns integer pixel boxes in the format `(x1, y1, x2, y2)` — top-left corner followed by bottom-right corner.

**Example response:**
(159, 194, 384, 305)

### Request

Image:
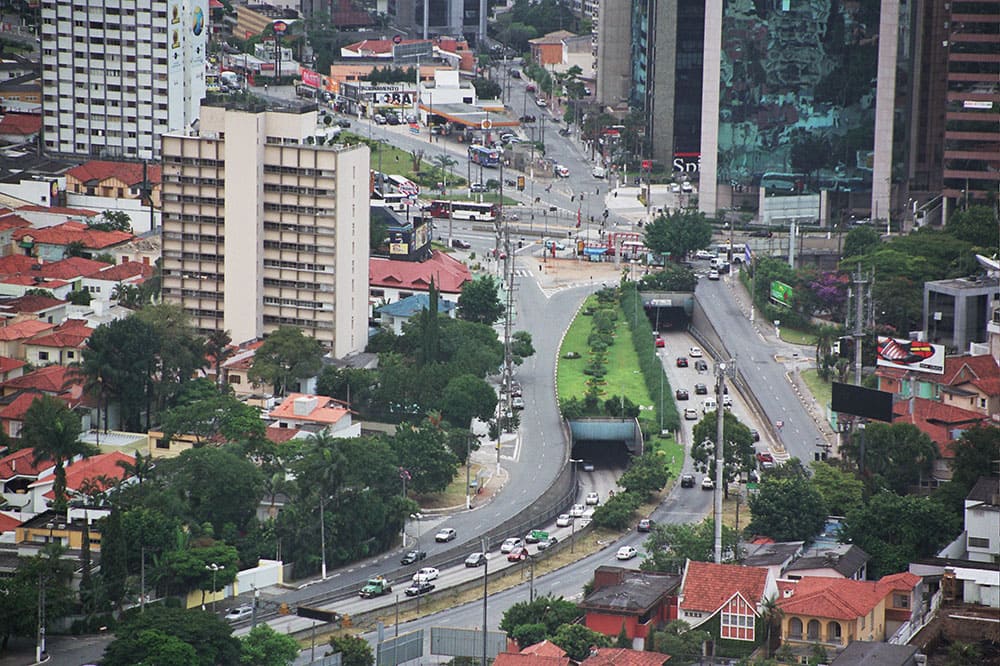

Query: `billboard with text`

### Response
(876, 336, 945, 375)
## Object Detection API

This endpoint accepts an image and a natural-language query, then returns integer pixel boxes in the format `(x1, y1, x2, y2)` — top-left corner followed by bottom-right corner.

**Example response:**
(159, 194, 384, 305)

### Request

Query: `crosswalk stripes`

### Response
(511, 268, 533, 278)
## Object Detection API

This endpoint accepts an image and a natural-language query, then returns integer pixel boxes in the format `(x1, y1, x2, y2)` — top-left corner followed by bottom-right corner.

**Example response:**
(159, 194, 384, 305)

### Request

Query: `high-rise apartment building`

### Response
(40, 0, 207, 160)
(160, 98, 370, 358)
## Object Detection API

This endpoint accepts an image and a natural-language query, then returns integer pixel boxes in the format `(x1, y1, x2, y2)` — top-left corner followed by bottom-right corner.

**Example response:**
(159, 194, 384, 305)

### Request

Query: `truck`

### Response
(359, 576, 392, 598)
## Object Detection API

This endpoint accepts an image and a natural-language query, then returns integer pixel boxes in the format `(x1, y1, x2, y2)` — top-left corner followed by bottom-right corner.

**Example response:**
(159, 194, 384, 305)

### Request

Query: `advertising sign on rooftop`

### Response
(876, 336, 945, 375)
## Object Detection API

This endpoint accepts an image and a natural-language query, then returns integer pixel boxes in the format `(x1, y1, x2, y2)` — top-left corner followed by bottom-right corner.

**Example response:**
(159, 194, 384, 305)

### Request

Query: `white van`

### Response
(702, 398, 718, 414)
(592, 166, 607, 179)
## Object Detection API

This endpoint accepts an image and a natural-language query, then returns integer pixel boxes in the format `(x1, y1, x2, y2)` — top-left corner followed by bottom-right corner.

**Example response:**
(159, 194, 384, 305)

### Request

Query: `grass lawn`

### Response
(800, 368, 833, 411)
(779, 326, 818, 346)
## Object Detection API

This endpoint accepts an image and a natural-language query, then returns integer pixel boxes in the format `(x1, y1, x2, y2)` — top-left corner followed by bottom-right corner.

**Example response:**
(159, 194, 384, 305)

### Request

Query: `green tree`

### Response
(500, 596, 581, 636)
(89, 210, 133, 232)
(617, 451, 670, 498)
(641, 518, 738, 572)
(948, 425, 1000, 493)
(471, 77, 502, 99)
(329, 634, 374, 666)
(102, 606, 241, 666)
(440, 373, 497, 428)
(511, 330, 536, 364)
(248, 325, 325, 396)
(845, 422, 938, 494)
(457, 275, 504, 325)
(159, 543, 239, 604)
(643, 209, 713, 261)
(159, 379, 266, 445)
(389, 422, 460, 494)
(945, 205, 998, 247)
(649, 620, 711, 662)
(637, 263, 698, 291)
(809, 461, 864, 516)
(240, 624, 301, 666)
(511, 623, 548, 649)
(747, 476, 827, 542)
(24, 395, 97, 512)
(690, 411, 756, 492)
(205, 329, 235, 388)
(550, 623, 611, 660)
(135, 303, 207, 412)
(842, 492, 960, 578)
(591, 490, 642, 529)
(841, 225, 881, 258)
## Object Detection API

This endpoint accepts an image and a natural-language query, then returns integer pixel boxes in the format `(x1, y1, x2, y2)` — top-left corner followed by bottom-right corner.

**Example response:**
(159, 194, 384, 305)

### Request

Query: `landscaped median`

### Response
(555, 284, 684, 528)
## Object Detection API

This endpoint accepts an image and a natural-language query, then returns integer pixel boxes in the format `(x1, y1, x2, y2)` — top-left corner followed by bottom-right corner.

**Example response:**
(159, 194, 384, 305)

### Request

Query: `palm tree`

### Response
(24, 395, 98, 512)
(759, 595, 784, 658)
(204, 329, 234, 388)
(814, 324, 839, 380)
(116, 450, 156, 486)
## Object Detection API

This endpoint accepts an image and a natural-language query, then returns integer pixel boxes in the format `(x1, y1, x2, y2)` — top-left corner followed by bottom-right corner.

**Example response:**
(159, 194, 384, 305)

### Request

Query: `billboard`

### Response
(876, 336, 945, 375)
(300, 67, 323, 89)
(831, 382, 893, 422)
(770, 281, 793, 307)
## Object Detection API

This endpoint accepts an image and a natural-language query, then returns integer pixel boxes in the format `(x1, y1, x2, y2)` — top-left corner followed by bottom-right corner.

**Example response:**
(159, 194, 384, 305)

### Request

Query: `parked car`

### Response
(694, 249, 716, 260)
(337, 119, 352, 128)
(689, 346, 703, 357)
(225, 605, 254, 622)
(750, 429, 760, 442)
(511, 396, 525, 410)
(500, 537, 524, 554)
(412, 567, 439, 583)
(694, 383, 708, 395)
(749, 229, 773, 237)
(616, 546, 638, 560)
(536, 536, 559, 551)
(465, 552, 487, 567)
(676, 357, 689, 367)
(470, 182, 488, 193)
(708, 270, 720, 280)
(508, 546, 529, 561)
(701, 476, 715, 490)
(405, 581, 435, 597)
(637, 518, 654, 532)
(675, 388, 689, 400)
(757, 451, 775, 469)
(569, 503, 586, 517)
(373, 113, 387, 125)
(681, 181, 694, 193)
(585, 491, 600, 506)
(702, 398, 718, 414)
(655, 336, 665, 348)
(400, 549, 426, 565)
(684, 407, 698, 420)
(387, 114, 402, 125)
(581, 461, 595, 472)
(680, 474, 695, 488)
(435, 528, 457, 542)
(556, 514, 573, 527)
(451, 239, 472, 249)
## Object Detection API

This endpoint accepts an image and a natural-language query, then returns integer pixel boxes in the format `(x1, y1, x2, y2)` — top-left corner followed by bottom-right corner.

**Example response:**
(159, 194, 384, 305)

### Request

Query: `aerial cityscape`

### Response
(0, 0, 996, 665)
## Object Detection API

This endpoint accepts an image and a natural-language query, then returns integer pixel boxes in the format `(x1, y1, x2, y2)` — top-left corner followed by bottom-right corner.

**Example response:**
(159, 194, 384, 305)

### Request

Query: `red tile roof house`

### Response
(0, 319, 54, 358)
(581, 566, 681, 647)
(0, 446, 53, 513)
(65, 159, 162, 208)
(268, 393, 361, 438)
(0, 355, 25, 383)
(676, 561, 778, 659)
(776, 573, 922, 658)
(578, 647, 672, 666)
(0, 293, 68, 325)
(0, 112, 42, 142)
(22, 450, 135, 518)
(891, 397, 991, 486)
(12, 221, 135, 262)
(0, 256, 109, 300)
(877, 353, 1000, 419)
(369, 250, 472, 316)
(494, 650, 570, 666)
(0, 211, 31, 248)
(21, 319, 92, 366)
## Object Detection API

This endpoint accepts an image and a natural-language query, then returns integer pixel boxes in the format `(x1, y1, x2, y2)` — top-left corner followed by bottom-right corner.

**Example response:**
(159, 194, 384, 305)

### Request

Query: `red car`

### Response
(756, 452, 775, 469)
(676, 357, 688, 367)
(655, 337, 665, 348)
(508, 546, 529, 562)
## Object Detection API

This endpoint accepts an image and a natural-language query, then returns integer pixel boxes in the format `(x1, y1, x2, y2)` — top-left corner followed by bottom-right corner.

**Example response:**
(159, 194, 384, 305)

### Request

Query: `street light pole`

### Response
(320, 497, 327, 580)
(466, 435, 473, 510)
(205, 563, 221, 612)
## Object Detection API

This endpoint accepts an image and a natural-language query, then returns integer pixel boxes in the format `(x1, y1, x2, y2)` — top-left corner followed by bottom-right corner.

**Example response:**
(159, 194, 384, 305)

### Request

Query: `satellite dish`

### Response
(975, 254, 1000, 276)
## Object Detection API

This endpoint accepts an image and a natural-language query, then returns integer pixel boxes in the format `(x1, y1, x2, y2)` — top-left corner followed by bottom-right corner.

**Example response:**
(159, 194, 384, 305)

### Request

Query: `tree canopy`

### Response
(457, 275, 504, 325)
(690, 411, 756, 488)
(102, 606, 241, 666)
(641, 518, 739, 573)
(746, 475, 828, 542)
(643, 210, 713, 261)
(248, 326, 325, 396)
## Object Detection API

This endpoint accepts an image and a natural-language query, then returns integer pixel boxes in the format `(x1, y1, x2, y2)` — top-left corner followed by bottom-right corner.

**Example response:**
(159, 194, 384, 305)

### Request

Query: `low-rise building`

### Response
(268, 393, 360, 438)
(377, 293, 457, 335)
(581, 565, 681, 646)
(369, 250, 471, 314)
(12, 221, 134, 262)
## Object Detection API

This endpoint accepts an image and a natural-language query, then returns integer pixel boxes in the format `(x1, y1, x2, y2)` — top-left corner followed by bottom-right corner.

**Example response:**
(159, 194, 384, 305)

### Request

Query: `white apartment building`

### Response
(160, 98, 370, 358)
(40, 0, 208, 159)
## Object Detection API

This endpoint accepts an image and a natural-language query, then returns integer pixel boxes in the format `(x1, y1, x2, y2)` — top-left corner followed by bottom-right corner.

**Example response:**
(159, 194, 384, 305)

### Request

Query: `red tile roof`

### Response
(579, 648, 671, 666)
(36, 451, 135, 499)
(0, 390, 57, 421)
(15, 206, 100, 217)
(0, 320, 54, 341)
(0, 294, 66, 314)
(0, 511, 21, 533)
(0, 112, 41, 135)
(24, 326, 92, 350)
(0, 275, 70, 289)
(34, 256, 110, 280)
(0, 255, 40, 275)
(90, 260, 154, 282)
(494, 654, 570, 666)
(13, 221, 134, 250)
(777, 576, 898, 620)
(892, 397, 990, 454)
(0, 446, 48, 479)
(369, 251, 472, 294)
(269, 393, 350, 425)
(265, 426, 302, 444)
(680, 561, 769, 613)
(0, 356, 26, 373)
(3, 365, 75, 395)
(875, 572, 921, 595)
(65, 160, 161, 187)
(520, 642, 567, 658)
(0, 214, 31, 232)
(877, 354, 1000, 387)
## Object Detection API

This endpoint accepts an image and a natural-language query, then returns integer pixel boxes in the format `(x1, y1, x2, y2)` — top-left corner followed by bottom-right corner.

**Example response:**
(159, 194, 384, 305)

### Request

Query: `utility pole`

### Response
(848, 268, 871, 385)
(712, 361, 732, 564)
(481, 536, 489, 666)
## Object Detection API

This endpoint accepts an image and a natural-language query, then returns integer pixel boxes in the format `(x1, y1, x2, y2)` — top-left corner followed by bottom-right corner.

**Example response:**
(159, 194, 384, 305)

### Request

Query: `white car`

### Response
(694, 249, 715, 260)
(702, 476, 715, 490)
(616, 546, 638, 560)
(707, 270, 720, 281)
(722, 394, 733, 408)
(681, 181, 695, 193)
(684, 407, 698, 420)
(500, 537, 524, 553)
(569, 503, 586, 517)
(225, 605, 254, 622)
(536, 97, 548, 107)
(555, 165, 570, 178)
(556, 513, 573, 527)
(512, 396, 525, 410)
(434, 528, 457, 542)
(412, 567, 439, 582)
(688, 347, 703, 358)
(585, 491, 600, 506)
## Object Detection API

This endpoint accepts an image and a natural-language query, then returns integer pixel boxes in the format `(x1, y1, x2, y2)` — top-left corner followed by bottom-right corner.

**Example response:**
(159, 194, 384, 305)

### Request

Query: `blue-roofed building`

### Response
(376, 293, 457, 334)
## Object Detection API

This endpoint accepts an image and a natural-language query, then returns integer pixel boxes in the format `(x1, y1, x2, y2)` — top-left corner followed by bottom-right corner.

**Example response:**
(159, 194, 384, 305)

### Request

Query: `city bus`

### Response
(468, 145, 501, 168)
(426, 199, 499, 222)
(372, 189, 407, 212)
(386, 174, 420, 197)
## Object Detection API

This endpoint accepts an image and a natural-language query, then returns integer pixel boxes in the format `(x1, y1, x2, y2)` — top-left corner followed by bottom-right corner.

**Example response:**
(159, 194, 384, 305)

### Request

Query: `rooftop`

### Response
(784, 543, 870, 578)
(828, 641, 919, 666)
(0, 446, 48, 479)
(680, 561, 769, 613)
(578, 648, 671, 666)
(65, 159, 161, 187)
(269, 393, 351, 425)
(369, 250, 472, 294)
(13, 221, 133, 249)
(582, 568, 681, 613)
(377, 293, 457, 318)
(891, 397, 990, 452)
(967, 476, 1000, 508)
(0, 113, 41, 136)
(741, 541, 804, 568)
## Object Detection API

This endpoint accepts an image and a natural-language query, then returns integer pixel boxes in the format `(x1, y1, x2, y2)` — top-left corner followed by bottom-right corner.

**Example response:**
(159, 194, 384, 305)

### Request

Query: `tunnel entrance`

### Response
(642, 292, 694, 333)
(568, 418, 643, 473)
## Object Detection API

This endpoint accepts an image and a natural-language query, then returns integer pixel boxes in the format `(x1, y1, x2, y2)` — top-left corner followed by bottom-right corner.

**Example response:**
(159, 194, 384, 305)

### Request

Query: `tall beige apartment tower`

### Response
(161, 98, 370, 358)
